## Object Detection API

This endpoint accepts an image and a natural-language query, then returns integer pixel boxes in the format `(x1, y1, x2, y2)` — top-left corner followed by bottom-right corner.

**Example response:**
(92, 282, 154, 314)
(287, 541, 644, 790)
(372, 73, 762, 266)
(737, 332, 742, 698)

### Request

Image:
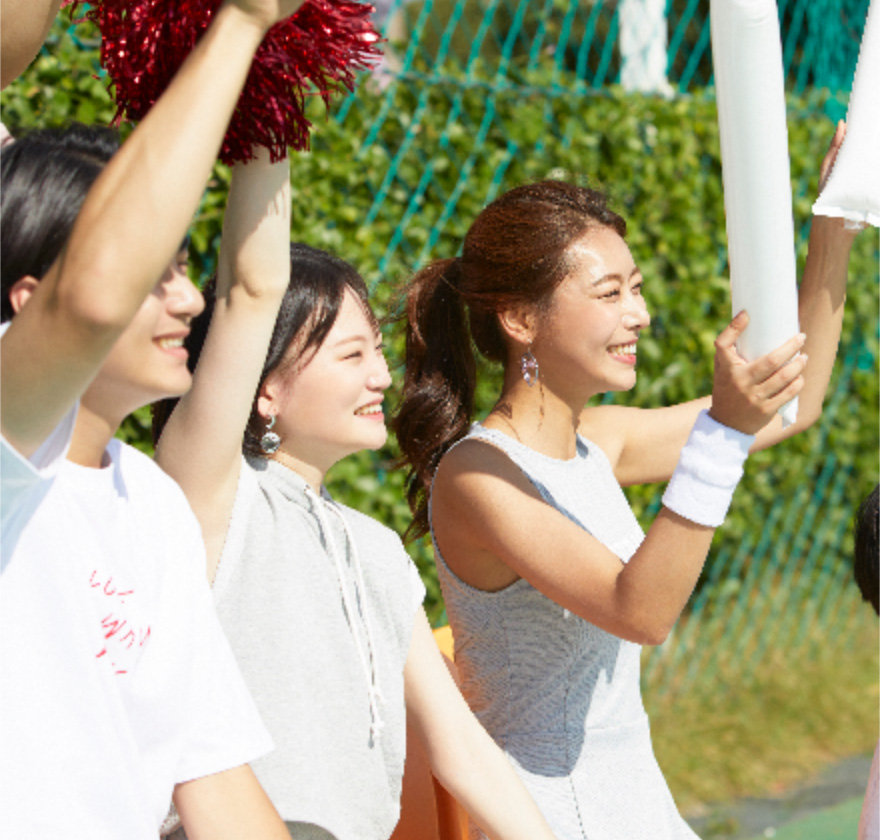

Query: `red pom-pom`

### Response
(68, 0, 381, 164)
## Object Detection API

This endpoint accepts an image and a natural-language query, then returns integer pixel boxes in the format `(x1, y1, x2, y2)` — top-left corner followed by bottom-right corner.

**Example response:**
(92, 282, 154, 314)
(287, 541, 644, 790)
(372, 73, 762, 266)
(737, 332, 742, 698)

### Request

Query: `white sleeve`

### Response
(1, 408, 77, 533)
(0, 322, 78, 532)
(174, 529, 274, 784)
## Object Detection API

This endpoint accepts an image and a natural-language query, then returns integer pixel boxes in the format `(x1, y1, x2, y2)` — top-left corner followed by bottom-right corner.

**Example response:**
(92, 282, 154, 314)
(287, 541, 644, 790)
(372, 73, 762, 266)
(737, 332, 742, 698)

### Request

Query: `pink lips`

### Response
(354, 401, 385, 420)
(154, 333, 190, 359)
(608, 341, 637, 365)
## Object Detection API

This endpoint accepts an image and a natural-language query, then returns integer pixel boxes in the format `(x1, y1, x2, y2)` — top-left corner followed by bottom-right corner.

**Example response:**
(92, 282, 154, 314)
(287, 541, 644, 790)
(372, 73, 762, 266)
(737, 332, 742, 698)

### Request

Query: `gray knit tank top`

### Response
(432, 424, 698, 840)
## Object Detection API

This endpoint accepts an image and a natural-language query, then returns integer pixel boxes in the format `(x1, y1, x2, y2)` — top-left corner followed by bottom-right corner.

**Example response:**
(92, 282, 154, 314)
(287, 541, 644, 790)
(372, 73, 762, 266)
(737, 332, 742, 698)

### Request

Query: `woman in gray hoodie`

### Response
(153, 150, 557, 840)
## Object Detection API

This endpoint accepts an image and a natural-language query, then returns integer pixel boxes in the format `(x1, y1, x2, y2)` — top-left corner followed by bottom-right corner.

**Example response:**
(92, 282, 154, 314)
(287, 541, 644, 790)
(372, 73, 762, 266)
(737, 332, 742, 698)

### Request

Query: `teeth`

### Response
(355, 404, 383, 416)
(158, 338, 184, 349)
(609, 343, 637, 355)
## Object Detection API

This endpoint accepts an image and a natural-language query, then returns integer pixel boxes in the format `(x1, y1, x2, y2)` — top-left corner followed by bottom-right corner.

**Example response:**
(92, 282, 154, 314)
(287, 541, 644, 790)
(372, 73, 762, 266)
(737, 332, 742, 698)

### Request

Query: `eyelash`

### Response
(602, 283, 643, 299)
(343, 341, 385, 361)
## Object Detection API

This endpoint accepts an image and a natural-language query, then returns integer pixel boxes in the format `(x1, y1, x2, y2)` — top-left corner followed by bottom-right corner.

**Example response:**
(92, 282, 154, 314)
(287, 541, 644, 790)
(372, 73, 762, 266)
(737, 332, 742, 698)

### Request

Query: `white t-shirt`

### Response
(0, 399, 273, 838)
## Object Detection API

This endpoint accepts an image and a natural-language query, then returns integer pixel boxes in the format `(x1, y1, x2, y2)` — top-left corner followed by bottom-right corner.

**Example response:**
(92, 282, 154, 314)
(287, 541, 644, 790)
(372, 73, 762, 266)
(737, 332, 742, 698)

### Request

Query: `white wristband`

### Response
(661, 410, 755, 527)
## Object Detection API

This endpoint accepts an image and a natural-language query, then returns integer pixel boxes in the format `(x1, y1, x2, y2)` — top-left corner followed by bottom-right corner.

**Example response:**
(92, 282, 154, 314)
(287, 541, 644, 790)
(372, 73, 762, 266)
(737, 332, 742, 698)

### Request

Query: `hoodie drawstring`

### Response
(306, 486, 385, 745)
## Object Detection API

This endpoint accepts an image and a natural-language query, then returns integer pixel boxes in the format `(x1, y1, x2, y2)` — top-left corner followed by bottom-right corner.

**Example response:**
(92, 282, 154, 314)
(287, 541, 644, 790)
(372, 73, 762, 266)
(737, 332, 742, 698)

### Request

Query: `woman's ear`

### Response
(7, 276, 40, 314)
(256, 370, 285, 421)
(497, 304, 537, 348)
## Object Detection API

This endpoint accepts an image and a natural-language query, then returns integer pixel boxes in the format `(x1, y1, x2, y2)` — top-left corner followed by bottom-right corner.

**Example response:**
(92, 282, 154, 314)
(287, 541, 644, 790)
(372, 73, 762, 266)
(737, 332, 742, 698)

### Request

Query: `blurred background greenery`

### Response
(2, 1, 877, 825)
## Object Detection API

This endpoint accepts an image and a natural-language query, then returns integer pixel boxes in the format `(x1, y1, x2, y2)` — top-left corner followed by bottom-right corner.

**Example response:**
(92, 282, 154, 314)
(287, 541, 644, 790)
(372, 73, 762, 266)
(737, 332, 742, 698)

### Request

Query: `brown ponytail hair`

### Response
(394, 180, 626, 539)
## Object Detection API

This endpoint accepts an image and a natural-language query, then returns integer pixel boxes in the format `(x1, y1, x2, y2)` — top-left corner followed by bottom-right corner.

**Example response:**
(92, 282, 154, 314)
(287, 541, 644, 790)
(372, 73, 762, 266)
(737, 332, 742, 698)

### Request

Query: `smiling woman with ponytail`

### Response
(398, 181, 626, 539)
(394, 155, 862, 839)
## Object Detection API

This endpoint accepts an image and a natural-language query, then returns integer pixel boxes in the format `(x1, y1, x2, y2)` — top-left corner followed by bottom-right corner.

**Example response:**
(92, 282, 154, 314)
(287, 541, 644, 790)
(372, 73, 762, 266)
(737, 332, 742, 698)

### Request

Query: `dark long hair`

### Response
(1, 123, 119, 322)
(854, 485, 879, 615)
(394, 180, 626, 538)
(152, 242, 375, 455)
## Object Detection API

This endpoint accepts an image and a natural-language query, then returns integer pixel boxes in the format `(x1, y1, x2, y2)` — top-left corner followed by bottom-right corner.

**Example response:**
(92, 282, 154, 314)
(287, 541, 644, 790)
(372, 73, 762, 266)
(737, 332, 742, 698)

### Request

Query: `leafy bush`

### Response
(3, 11, 877, 625)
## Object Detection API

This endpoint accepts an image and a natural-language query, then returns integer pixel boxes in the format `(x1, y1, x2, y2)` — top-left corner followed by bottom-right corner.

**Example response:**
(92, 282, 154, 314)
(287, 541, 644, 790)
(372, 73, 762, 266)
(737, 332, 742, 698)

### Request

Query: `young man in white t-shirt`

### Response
(0, 1, 308, 836)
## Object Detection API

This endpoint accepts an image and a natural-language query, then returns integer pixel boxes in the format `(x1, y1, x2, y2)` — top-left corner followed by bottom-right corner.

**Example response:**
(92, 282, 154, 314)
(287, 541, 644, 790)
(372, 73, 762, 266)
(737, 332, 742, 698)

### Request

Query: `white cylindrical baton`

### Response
(711, 0, 800, 426)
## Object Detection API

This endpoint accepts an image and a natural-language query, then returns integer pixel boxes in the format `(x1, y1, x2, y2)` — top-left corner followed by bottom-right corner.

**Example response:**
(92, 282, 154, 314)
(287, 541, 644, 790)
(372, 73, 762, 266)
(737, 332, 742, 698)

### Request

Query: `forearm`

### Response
(60, 4, 270, 329)
(174, 764, 290, 840)
(405, 613, 556, 839)
(612, 508, 716, 644)
(1, 3, 272, 454)
(791, 216, 856, 425)
(217, 150, 291, 300)
(428, 720, 555, 840)
(156, 152, 290, 574)
(747, 216, 856, 451)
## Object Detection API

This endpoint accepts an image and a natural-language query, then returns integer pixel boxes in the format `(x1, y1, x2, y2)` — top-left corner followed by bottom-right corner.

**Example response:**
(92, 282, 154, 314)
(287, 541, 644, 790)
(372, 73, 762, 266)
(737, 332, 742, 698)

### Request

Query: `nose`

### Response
(367, 346, 392, 390)
(623, 292, 650, 331)
(165, 266, 205, 320)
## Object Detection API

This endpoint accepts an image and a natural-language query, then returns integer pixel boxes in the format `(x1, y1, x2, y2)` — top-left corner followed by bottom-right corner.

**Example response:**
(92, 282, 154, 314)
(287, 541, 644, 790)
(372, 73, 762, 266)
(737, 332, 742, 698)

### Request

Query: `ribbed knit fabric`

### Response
(432, 424, 699, 840)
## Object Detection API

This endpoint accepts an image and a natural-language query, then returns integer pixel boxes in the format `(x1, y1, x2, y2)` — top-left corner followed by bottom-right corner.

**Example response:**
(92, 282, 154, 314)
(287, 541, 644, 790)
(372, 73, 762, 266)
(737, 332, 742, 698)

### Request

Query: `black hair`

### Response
(1, 123, 119, 322)
(152, 242, 376, 456)
(854, 484, 879, 616)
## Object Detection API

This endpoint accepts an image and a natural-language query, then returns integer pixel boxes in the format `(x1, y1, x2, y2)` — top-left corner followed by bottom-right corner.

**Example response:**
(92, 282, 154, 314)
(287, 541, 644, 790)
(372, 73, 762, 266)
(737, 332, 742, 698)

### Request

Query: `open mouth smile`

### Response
(354, 403, 384, 417)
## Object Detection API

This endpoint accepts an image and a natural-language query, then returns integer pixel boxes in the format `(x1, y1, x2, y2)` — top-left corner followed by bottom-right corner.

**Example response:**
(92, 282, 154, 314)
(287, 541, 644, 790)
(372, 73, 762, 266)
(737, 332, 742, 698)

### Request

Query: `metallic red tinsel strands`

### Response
(67, 0, 381, 164)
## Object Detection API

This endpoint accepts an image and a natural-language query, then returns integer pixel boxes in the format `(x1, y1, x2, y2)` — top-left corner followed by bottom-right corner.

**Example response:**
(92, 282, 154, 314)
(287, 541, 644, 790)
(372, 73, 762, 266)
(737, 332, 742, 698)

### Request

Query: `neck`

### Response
(484, 369, 590, 460)
(270, 447, 327, 493)
(67, 398, 126, 468)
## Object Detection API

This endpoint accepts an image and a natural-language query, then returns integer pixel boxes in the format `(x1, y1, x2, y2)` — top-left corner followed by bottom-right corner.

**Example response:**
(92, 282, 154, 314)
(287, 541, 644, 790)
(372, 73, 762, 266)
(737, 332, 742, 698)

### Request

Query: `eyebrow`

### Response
(592, 266, 642, 286)
(332, 334, 372, 349)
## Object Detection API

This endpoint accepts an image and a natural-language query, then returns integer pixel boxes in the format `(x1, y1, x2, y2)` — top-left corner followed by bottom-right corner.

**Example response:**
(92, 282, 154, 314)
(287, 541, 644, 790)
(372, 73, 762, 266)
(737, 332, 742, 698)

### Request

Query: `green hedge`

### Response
(3, 12, 877, 623)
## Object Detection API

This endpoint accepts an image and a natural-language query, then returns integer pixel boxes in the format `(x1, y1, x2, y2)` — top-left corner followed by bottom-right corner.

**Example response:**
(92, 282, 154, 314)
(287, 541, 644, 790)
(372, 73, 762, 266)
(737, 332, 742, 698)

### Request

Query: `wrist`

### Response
(217, 2, 275, 42)
(809, 214, 861, 248)
(662, 410, 754, 527)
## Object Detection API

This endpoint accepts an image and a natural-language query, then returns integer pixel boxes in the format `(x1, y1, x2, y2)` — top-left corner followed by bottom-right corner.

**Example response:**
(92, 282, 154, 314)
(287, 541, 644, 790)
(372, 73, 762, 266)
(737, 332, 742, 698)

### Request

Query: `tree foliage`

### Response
(2, 10, 876, 623)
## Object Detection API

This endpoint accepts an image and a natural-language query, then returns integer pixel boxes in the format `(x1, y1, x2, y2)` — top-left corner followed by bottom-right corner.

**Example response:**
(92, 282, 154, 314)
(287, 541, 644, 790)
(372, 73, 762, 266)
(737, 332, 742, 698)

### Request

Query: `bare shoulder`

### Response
(431, 436, 544, 590)
(433, 436, 538, 503)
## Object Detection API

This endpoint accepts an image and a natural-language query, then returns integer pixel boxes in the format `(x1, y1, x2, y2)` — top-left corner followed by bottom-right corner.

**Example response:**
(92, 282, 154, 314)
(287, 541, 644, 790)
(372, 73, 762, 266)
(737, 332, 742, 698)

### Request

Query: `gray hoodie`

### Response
(211, 455, 425, 839)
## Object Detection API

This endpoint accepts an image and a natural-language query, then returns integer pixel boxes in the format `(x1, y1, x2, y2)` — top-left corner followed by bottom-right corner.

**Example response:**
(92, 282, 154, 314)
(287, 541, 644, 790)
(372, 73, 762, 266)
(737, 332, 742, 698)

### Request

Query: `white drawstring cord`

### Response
(331, 501, 386, 742)
(305, 486, 385, 744)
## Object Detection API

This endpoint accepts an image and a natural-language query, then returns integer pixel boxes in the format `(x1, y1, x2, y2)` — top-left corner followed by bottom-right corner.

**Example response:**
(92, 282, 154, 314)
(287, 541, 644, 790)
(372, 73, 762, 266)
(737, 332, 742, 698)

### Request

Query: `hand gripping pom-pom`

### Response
(67, 0, 382, 165)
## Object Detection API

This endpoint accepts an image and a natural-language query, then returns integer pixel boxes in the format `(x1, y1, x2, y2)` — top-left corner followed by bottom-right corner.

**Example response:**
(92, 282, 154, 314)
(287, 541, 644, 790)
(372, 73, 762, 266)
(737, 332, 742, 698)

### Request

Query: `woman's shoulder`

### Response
(433, 433, 521, 499)
(432, 430, 541, 516)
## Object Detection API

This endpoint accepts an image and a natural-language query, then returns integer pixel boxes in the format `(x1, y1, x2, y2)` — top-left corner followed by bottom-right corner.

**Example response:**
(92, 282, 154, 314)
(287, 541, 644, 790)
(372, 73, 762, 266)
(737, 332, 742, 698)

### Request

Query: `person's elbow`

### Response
(53, 251, 143, 335)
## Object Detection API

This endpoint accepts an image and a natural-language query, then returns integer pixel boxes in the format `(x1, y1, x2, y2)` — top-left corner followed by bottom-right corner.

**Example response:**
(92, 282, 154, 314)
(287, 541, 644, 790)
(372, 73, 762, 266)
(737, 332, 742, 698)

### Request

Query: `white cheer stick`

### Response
(813, 0, 879, 228)
(711, 0, 800, 426)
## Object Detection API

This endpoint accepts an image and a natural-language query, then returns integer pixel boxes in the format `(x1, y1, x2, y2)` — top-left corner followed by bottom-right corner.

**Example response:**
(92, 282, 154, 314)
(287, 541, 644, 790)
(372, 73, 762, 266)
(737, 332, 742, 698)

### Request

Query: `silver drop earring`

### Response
(520, 346, 539, 387)
(260, 415, 281, 454)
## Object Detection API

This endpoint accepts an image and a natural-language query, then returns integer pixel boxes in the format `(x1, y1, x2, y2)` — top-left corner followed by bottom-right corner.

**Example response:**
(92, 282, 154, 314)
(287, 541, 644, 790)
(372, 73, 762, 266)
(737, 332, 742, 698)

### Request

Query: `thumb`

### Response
(715, 310, 749, 356)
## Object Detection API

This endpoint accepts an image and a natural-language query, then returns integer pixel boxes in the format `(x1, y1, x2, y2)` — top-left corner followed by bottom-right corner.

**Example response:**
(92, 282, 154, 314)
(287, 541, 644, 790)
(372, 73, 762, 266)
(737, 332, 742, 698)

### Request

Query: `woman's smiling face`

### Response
(532, 226, 650, 400)
(266, 288, 392, 470)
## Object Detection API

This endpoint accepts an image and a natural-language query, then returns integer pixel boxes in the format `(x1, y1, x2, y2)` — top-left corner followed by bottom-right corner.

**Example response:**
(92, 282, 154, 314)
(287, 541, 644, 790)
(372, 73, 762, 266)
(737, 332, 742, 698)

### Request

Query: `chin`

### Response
(360, 427, 389, 452)
(605, 376, 637, 394)
(136, 375, 193, 410)
(160, 371, 195, 398)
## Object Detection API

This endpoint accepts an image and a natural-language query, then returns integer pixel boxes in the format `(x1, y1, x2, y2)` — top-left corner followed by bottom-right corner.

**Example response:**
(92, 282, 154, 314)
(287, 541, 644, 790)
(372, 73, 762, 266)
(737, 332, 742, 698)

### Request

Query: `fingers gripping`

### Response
(711, 311, 807, 434)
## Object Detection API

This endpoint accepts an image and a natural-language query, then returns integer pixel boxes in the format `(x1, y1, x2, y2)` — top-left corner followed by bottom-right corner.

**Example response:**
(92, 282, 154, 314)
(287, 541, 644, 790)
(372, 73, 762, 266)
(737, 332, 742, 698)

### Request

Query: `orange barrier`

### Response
(390, 627, 469, 840)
